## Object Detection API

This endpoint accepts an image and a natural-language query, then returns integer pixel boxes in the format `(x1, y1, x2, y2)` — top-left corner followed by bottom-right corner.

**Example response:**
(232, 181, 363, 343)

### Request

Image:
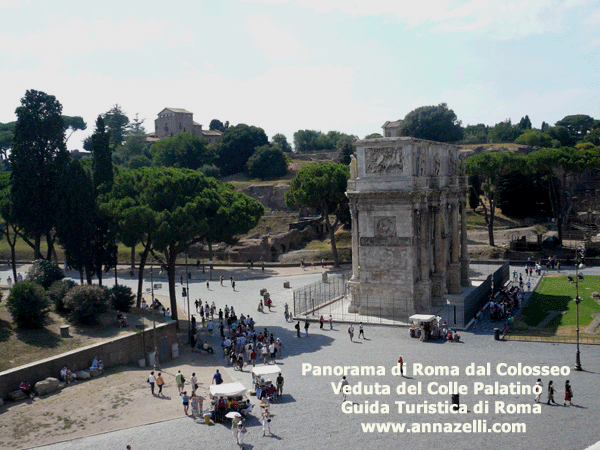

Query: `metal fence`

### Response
(292, 271, 410, 325)
(292, 271, 351, 317)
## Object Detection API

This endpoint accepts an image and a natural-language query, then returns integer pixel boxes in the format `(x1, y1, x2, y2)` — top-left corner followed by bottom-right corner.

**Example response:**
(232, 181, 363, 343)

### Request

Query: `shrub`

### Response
(6, 282, 50, 328)
(246, 145, 288, 180)
(48, 279, 76, 313)
(110, 284, 135, 312)
(26, 259, 65, 289)
(199, 164, 220, 178)
(64, 285, 109, 325)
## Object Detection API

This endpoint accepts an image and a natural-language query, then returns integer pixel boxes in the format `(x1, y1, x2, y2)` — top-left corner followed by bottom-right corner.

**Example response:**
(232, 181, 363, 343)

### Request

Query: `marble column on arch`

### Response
(447, 200, 461, 294)
(459, 199, 471, 287)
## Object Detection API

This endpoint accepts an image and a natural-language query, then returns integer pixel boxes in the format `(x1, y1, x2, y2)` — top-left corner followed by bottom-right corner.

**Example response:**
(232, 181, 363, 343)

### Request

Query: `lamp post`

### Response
(574, 244, 584, 371)
(151, 263, 159, 370)
(185, 253, 191, 340)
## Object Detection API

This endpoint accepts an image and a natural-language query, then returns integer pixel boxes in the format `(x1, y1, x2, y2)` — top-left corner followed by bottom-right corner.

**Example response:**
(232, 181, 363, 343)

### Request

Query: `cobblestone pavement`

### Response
(26, 264, 600, 450)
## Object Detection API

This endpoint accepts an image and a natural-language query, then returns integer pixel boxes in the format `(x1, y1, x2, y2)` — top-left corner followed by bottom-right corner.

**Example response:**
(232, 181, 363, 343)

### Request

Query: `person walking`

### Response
(180, 391, 189, 415)
(329, 314, 333, 330)
(261, 407, 272, 436)
(358, 322, 365, 339)
(190, 372, 198, 392)
(304, 320, 310, 337)
(547, 380, 558, 405)
(237, 422, 247, 449)
(276, 372, 284, 397)
(341, 376, 349, 402)
(156, 372, 165, 395)
(295, 321, 301, 338)
(319, 315, 324, 329)
(348, 324, 354, 342)
(147, 371, 156, 395)
(176, 370, 185, 393)
(564, 380, 574, 406)
(398, 355, 404, 377)
(534, 378, 543, 403)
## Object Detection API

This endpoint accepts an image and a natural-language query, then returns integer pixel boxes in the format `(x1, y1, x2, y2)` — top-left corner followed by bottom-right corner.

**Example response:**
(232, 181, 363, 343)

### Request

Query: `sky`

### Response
(1, 0, 599, 150)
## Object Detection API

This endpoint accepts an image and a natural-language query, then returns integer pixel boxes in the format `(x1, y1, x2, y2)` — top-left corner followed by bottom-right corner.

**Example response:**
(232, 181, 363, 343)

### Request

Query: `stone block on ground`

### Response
(283, 281, 290, 288)
(34, 377, 60, 396)
(8, 389, 28, 401)
(0, 398, 4, 406)
(89, 368, 103, 377)
(76, 370, 91, 380)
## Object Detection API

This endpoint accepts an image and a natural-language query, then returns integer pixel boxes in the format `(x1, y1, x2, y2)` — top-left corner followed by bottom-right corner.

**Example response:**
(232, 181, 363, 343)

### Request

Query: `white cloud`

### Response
(243, 17, 307, 62)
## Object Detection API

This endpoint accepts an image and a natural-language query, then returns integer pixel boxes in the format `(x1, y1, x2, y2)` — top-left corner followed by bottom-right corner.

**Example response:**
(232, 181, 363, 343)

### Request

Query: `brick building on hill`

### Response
(149, 108, 222, 144)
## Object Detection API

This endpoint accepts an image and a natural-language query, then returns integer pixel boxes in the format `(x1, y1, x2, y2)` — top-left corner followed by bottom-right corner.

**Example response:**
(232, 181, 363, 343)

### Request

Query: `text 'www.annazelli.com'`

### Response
(361, 421, 526, 434)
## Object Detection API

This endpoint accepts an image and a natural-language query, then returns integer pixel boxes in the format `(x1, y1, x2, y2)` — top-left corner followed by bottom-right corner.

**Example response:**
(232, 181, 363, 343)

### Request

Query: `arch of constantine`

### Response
(346, 137, 470, 318)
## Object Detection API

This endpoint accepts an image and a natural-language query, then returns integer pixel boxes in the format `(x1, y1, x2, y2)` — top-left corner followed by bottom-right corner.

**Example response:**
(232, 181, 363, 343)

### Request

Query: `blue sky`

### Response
(1, 0, 599, 149)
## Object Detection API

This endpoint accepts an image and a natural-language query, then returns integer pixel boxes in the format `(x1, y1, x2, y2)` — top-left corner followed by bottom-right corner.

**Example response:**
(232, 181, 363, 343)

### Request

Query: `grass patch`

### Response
(466, 209, 523, 230)
(513, 275, 600, 339)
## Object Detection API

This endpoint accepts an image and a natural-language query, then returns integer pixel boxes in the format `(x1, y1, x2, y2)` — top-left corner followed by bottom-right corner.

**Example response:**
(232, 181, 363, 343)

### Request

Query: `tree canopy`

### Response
(106, 167, 264, 324)
(102, 104, 129, 149)
(271, 133, 292, 153)
(10, 89, 68, 259)
(399, 103, 463, 142)
(151, 132, 215, 170)
(286, 162, 350, 267)
(246, 144, 288, 180)
(293, 130, 357, 152)
(215, 124, 268, 176)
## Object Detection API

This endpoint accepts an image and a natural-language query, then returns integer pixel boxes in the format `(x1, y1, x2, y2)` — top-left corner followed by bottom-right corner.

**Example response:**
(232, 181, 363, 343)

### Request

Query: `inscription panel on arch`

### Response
(360, 236, 414, 246)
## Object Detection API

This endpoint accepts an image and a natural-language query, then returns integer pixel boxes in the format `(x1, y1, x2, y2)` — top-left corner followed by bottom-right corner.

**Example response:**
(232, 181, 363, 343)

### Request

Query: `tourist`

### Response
(147, 371, 156, 395)
(176, 370, 185, 393)
(156, 372, 165, 395)
(276, 372, 284, 397)
(534, 378, 543, 403)
(329, 314, 333, 330)
(262, 407, 272, 436)
(319, 315, 324, 329)
(212, 369, 223, 385)
(547, 380, 558, 405)
(340, 376, 349, 402)
(304, 320, 310, 336)
(358, 322, 365, 339)
(237, 422, 247, 448)
(190, 372, 198, 392)
(564, 380, 574, 406)
(190, 393, 199, 416)
(398, 355, 404, 377)
(295, 321, 301, 338)
(180, 391, 189, 415)
(348, 323, 354, 342)
(19, 380, 33, 398)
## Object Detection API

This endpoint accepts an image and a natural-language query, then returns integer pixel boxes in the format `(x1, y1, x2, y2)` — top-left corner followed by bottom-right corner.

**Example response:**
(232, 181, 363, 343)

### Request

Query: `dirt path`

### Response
(0, 348, 232, 450)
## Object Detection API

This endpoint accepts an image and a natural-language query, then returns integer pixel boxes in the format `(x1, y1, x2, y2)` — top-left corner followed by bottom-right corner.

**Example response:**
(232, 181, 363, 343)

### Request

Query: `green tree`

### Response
(47, 279, 76, 313)
(555, 114, 595, 140)
(151, 132, 214, 170)
(468, 174, 481, 211)
(526, 147, 600, 243)
(10, 89, 68, 260)
(246, 145, 288, 179)
(583, 128, 600, 146)
(209, 119, 228, 132)
(514, 130, 552, 147)
(62, 115, 86, 143)
(517, 115, 532, 131)
(548, 126, 576, 147)
(488, 119, 521, 143)
(466, 151, 524, 246)
(103, 104, 129, 149)
(271, 133, 292, 153)
(286, 163, 350, 267)
(26, 259, 65, 289)
(215, 124, 268, 176)
(64, 285, 109, 325)
(497, 171, 552, 218)
(91, 116, 113, 192)
(337, 136, 355, 165)
(54, 159, 96, 283)
(110, 284, 135, 312)
(0, 121, 16, 160)
(114, 114, 150, 166)
(462, 124, 489, 144)
(7, 282, 50, 328)
(0, 172, 23, 279)
(399, 103, 463, 142)
(365, 133, 382, 139)
(106, 167, 263, 323)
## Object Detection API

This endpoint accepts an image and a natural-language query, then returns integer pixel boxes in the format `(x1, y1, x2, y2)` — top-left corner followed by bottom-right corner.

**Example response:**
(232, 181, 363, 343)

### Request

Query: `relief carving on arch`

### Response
(365, 148, 403, 174)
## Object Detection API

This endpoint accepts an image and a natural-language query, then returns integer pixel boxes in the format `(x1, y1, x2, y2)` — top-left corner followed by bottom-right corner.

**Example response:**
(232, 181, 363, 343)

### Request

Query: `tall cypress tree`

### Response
(10, 89, 68, 259)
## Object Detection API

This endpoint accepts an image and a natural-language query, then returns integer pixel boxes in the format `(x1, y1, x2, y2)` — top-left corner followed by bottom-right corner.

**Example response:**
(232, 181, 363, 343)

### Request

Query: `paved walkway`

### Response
(23, 266, 600, 450)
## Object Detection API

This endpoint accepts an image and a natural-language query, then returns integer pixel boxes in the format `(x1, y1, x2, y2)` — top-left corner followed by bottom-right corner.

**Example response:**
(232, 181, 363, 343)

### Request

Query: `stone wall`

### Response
(238, 184, 290, 210)
(0, 322, 177, 400)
